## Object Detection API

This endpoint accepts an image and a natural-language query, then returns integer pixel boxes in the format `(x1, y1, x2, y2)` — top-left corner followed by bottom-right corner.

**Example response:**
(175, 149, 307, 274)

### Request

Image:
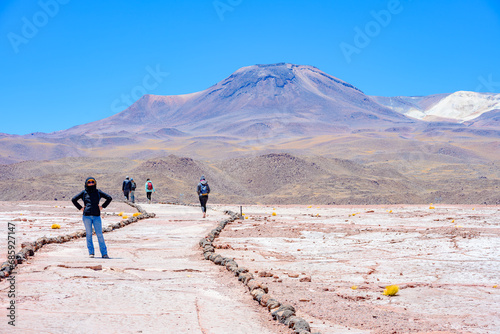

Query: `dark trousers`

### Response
(146, 192, 152, 201)
(199, 195, 208, 213)
(123, 191, 130, 200)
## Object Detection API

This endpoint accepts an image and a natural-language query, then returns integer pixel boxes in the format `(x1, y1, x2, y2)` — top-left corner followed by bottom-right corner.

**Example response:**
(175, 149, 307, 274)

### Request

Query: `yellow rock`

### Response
(493, 285, 498, 288)
(388, 210, 393, 213)
(133, 212, 140, 217)
(351, 285, 358, 290)
(272, 212, 277, 216)
(383, 285, 399, 296)
(122, 216, 128, 219)
(245, 216, 249, 219)
(307, 205, 312, 208)
(118, 212, 124, 216)
(51, 223, 61, 229)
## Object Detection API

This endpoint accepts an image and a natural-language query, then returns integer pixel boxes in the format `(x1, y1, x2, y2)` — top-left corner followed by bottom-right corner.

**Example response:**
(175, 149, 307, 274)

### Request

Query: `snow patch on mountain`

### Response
(408, 91, 500, 121)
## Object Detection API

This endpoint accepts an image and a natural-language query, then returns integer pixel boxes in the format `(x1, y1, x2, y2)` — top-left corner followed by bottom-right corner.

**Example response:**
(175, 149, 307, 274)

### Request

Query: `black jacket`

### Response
(72, 189, 112, 216)
(122, 179, 132, 192)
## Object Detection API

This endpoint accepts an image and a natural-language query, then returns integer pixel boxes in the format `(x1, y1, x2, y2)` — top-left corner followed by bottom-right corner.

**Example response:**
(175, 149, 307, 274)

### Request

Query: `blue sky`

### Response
(1, 0, 499, 135)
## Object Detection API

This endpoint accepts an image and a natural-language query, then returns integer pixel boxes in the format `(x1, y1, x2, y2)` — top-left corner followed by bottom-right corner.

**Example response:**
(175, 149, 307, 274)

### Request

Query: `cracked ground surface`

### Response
(215, 204, 500, 333)
(0, 202, 289, 334)
(0, 202, 499, 333)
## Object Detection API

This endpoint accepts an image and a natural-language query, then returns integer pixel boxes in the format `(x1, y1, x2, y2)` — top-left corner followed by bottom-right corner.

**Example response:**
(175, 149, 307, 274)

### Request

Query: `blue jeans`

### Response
(82, 215, 108, 256)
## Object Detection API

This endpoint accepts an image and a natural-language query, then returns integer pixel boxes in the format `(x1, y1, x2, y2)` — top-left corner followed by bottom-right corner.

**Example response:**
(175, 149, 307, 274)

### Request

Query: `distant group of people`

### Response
(71, 175, 211, 259)
(121, 176, 155, 204)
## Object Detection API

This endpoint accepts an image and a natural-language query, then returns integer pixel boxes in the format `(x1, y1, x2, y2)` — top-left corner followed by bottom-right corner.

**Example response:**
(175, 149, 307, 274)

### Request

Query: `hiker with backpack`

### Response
(196, 175, 210, 218)
(130, 178, 137, 203)
(145, 178, 155, 204)
(71, 177, 112, 259)
(122, 176, 132, 201)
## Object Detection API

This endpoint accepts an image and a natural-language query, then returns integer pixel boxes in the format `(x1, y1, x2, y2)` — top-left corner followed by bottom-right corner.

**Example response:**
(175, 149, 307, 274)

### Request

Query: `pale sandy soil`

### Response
(0, 202, 499, 333)
(0, 202, 290, 334)
(214, 204, 500, 333)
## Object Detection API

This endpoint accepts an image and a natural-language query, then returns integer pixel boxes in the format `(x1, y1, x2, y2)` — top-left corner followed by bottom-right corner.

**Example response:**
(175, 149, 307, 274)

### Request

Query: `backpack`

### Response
(147, 181, 153, 190)
(200, 183, 208, 195)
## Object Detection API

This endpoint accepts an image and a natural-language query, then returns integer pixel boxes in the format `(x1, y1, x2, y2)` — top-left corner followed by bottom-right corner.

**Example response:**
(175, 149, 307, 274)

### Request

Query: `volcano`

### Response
(58, 63, 415, 139)
(2, 63, 499, 164)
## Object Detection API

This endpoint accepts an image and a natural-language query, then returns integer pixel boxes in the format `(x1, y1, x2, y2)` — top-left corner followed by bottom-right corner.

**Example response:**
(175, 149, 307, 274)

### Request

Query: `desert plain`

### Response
(0, 201, 498, 333)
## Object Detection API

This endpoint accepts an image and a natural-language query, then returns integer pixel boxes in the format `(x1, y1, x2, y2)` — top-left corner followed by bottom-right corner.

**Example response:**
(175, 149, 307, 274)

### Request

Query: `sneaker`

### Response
(102, 254, 110, 259)
(89, 254, 94, 258)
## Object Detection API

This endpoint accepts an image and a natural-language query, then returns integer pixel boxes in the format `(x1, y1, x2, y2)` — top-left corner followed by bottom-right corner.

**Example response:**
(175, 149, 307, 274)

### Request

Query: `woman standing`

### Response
(196, 175, 210, 218)
(71, 177, 112, 258)
(145, 178, 155, 204)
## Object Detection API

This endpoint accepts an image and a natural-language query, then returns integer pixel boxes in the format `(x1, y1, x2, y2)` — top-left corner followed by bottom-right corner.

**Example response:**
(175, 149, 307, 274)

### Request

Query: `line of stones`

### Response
(0, 201, 155, 280)
(199, 210, 320, 334)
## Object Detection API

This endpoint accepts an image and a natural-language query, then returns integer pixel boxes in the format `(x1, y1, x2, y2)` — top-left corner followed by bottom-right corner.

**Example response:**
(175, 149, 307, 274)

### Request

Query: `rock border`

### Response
(0, 201, 155, 280)
(199, 210, 320, 334)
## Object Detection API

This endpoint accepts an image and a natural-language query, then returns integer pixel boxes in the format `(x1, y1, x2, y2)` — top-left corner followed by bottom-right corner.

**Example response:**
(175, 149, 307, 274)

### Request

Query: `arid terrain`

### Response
(1, 64, 499, 206)
(0, 152, 499, 205)
(1, 63, 499, 333)
(0, 202, 498, 333)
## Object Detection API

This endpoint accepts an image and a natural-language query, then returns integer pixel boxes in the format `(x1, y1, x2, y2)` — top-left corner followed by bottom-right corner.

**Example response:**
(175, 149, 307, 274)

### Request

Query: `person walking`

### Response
(145, 178, 155, 204)
(122, 176, 132, 201)
(71, 177, 112, 258)
(130, 178, 137, 203)
(196, 175, 210, 218)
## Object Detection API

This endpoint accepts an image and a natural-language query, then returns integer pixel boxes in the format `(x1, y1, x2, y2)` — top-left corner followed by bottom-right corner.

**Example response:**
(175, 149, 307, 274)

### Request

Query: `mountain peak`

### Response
(56, 63, 412, 137)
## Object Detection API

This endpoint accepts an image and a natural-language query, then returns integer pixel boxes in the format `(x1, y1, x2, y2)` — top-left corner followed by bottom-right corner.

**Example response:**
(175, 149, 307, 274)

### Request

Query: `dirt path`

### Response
(0, 203, 288, 333)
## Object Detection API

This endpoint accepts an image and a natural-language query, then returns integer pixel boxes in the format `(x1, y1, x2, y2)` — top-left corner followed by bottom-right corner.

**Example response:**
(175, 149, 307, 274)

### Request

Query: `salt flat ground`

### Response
(215, 204, 500, 334)
(0, 202, 498, 333)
